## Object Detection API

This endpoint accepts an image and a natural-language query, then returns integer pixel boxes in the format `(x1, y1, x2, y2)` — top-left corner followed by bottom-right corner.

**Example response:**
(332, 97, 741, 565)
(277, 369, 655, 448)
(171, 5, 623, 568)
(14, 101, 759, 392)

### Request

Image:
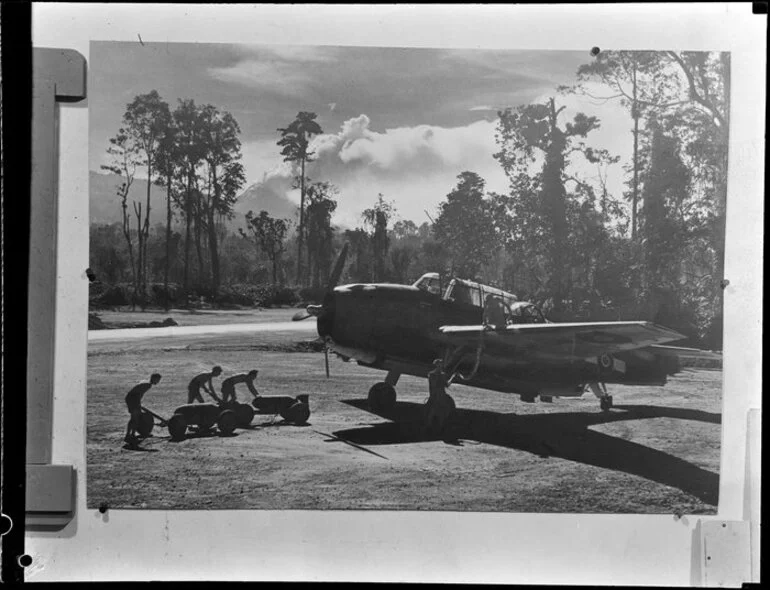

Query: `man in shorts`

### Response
(187, 365, 223, 404)
(425, 359, 455, 434)
(220, 369, 260, 403)
(125, 373, 162, 444)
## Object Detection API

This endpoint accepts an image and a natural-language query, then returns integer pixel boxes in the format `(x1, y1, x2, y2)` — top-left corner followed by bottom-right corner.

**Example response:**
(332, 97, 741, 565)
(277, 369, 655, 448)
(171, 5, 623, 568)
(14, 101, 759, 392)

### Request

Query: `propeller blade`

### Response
(327, 243, 349, 291)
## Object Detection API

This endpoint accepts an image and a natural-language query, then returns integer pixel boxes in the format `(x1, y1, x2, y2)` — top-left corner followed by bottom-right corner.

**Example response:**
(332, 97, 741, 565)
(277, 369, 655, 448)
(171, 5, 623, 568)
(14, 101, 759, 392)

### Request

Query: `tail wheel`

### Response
(368, 382, 397, 414)
(217, 410, 237, 435)
(281, 401, 311, 425)
(168, 414, 187, 441)
(234, 403, 255, 428)
(137, 410, 154, 438)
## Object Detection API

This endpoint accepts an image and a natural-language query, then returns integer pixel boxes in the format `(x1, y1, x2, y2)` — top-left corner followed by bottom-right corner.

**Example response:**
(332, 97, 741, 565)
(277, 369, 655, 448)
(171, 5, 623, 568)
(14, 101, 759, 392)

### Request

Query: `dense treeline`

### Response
(90, 51, 727, 349)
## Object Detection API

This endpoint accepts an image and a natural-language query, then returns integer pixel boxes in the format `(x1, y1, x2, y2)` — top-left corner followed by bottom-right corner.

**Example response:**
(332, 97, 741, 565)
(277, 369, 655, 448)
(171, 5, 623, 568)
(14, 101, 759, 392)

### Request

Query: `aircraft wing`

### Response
(439, 321, 686, 362)
(645, 344, 723, 360)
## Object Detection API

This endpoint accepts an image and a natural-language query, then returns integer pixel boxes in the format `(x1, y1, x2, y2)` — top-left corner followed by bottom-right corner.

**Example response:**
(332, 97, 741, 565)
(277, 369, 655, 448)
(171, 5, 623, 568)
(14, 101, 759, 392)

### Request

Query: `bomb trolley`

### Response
(139, 401, 255, 441)
(251, 393, 311, 424)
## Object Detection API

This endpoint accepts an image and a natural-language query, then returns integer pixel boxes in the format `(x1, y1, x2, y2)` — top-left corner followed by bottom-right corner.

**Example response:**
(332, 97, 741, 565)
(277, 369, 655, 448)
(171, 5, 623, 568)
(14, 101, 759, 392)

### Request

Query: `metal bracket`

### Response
(693, 520, 752, 587)
(690, 408, 761, 586)
(25, 48, 86, 529)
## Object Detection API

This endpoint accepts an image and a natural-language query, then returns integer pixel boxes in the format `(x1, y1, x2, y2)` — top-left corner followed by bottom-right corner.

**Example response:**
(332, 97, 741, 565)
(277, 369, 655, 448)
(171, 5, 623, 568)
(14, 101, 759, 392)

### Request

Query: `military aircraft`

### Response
(293, 245, 720, 431)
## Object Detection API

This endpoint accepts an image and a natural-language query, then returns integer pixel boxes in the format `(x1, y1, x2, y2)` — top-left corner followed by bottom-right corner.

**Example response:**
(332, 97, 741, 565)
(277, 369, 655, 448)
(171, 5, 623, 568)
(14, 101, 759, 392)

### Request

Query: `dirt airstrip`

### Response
(87, 309, 721, 514)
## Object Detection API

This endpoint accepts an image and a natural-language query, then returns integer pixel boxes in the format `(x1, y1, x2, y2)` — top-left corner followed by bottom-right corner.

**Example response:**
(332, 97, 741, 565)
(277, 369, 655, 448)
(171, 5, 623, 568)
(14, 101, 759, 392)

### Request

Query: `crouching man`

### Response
(125, 373, 162, 444)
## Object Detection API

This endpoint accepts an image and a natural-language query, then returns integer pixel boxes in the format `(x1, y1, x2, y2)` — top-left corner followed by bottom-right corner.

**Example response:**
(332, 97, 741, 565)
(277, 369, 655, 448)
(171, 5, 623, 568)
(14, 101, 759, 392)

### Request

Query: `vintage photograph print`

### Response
(87, 42, 726, 512)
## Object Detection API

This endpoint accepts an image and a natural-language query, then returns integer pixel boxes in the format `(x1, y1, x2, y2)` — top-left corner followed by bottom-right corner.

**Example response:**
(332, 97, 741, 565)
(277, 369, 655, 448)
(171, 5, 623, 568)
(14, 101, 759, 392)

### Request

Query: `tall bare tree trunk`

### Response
(183, 173, 192, 300)
(164, 172, 173, 310)
(297, 160, 305, 286)
(207, 168, 221, 295)
(631, 64, 640, 242)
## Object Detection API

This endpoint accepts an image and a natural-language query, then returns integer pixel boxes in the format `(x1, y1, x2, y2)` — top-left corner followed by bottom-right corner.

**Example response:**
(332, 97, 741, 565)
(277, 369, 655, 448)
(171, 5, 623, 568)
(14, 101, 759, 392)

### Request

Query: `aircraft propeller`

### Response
(291, 244, 349, 377)
(292, 243, 349, 322)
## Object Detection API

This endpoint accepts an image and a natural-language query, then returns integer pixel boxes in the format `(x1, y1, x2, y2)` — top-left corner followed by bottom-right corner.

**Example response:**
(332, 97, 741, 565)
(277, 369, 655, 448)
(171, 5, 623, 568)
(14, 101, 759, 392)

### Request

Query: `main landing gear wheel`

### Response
(424, 394, 456, 436)
(368, 382, 397, 414)
(600, 396, 614, 412)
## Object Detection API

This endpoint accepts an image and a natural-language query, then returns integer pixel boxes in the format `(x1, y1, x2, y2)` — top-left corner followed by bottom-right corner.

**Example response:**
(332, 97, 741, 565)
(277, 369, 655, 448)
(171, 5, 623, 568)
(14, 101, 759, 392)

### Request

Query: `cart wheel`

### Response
(234, 403, 255, 428)
(217, 410, 237, 436)
(137, 410, 154, 438)
(168, 414, 187, 441)
(281, 401, 310, 425)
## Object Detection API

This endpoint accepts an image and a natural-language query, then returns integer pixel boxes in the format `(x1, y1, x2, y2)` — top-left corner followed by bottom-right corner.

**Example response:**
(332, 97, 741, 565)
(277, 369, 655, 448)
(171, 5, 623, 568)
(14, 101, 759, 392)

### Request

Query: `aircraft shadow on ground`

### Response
(336, 400, 720, 506)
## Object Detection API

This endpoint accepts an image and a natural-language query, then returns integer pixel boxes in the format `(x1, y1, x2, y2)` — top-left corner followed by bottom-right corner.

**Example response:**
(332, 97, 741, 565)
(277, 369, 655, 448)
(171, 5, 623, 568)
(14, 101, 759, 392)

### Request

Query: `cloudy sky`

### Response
(89, 42, 631, 227)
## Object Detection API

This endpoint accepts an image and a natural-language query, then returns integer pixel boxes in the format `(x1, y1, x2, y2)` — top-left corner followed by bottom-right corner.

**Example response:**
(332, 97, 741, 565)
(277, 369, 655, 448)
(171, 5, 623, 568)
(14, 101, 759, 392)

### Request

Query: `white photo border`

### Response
(27, 3, 764, 584)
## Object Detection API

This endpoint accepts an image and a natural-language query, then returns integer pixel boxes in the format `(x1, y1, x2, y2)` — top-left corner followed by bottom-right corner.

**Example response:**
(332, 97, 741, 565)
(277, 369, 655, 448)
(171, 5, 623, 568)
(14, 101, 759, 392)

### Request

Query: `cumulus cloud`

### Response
(243, 113, 510, 227)
(306, 114, 502, 182)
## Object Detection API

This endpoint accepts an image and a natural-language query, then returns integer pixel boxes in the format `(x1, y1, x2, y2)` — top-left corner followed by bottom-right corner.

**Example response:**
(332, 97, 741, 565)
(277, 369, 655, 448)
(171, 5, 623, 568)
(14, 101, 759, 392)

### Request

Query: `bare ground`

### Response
(87, 327, 722, 514)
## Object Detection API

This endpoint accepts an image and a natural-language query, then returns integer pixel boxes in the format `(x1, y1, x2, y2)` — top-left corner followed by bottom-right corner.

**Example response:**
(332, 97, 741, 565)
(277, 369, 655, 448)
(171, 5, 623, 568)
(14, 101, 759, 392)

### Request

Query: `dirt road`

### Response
(87, 313, 721, 514)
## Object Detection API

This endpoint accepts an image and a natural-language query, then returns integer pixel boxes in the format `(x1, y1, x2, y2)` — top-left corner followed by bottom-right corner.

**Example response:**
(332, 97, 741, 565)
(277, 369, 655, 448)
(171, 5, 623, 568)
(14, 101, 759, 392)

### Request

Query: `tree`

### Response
(199, 105, 246, 295)
(495, 98, 605, 316)
(241, 211, 289, 284)
(154, 109, 179, 309)
(570, 51, 675, 240)
(344, 228, 372, 282)
(277, 112, 323, 285)
(304, 181, 339, 288)
(432, 172, 499, 280)
(362, 194, 395, 282)
(639, 118, 694, 331)
(173, 99, 206, 297)
(101, 128, 141, 307)
(123, 91, 171, 301)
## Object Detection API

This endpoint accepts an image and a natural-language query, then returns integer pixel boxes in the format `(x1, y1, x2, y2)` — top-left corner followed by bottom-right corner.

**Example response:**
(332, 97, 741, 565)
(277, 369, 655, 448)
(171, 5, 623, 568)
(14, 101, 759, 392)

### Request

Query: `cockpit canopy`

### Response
(412, 273, 547, 323)
(412, 272, 444, 297)
(413, 274, 516, 308)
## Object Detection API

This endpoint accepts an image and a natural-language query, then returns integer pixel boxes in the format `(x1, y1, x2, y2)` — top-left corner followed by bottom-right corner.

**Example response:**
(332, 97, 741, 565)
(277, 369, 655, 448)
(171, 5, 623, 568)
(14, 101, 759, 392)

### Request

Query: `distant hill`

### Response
(89, 171, 298, 229)
(231, 181, 299, 226)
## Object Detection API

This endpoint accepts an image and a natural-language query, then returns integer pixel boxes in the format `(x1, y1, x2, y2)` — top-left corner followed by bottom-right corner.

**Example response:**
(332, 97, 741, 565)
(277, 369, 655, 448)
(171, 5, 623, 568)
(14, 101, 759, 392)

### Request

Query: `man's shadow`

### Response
(122, 439, 159, 452)
(335, 399, 721, 506)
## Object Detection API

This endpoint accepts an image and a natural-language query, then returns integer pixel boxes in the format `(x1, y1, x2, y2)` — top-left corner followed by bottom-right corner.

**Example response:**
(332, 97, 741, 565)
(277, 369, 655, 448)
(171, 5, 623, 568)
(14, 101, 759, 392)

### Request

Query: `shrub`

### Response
(298, 286, 326, 304)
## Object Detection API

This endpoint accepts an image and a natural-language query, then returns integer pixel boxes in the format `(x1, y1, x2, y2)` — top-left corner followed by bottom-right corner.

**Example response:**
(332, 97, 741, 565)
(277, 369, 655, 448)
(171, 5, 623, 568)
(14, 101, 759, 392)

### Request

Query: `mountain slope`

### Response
(89, 171, 298, 228)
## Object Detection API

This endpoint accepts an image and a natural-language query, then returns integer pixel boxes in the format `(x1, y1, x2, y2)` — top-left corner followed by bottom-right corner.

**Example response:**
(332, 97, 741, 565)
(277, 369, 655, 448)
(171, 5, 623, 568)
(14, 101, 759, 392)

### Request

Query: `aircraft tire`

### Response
(368, 382, 397, 414)
(600, 396, 613, 412)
